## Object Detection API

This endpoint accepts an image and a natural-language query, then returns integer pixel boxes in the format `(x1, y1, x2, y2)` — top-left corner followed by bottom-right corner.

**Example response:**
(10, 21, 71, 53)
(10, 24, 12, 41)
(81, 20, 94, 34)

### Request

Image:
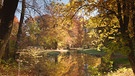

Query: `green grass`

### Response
(113, 57, 130, 68)
(77, 49, 105, 57)
(47, 51, 60, 57)
(113, 57, 129, 64)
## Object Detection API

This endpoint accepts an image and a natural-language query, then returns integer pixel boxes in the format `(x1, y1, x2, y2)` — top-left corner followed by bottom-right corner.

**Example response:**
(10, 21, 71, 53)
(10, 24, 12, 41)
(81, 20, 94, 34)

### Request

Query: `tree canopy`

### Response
(0, 0, 135, 75)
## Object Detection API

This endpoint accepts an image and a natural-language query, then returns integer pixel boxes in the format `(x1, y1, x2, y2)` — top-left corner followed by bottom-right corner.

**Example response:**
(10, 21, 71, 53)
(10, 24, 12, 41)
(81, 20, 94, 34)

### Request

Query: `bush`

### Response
(106, 67, 134, 76)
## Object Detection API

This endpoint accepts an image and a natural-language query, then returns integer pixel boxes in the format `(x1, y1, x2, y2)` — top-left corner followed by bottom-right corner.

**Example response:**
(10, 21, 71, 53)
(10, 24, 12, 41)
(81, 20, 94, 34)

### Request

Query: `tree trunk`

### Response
(128, 39, 135, 74)
(116, 0, 135, 75)
(0, 0, 19, 61)
(2, 40, 9, 61)
(0, 0, 3, 8)
(14, 0, 25, 60)
(128, 50, 135, 75)
(0, 0, 3, 16)
(128, 0, 135, 74)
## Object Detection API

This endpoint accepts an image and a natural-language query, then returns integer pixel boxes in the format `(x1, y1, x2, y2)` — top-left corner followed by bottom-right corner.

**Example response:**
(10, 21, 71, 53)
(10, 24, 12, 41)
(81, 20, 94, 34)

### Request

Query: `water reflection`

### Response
(46, 51, 101, 76)
(20, 50, 101, 76)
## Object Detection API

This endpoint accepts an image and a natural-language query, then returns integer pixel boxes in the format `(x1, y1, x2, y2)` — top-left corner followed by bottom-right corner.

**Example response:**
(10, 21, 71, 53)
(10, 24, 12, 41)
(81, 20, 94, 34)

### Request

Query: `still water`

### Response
(20, 50, 101, 76)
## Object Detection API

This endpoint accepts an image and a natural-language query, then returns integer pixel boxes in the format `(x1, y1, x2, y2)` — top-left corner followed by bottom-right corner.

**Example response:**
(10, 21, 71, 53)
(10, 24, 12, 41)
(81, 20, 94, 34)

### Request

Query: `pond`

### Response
(19, 49, 102, 76)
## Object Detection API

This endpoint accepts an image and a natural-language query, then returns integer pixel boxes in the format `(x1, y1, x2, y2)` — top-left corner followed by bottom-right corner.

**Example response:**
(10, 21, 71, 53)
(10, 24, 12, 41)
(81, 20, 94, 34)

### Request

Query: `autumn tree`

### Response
(95, 0, 135, 74)
(2, 16, 19, 60)
(14, 0, 26, 59)
(0, 0, 19, 60)
(67, 0, 135, 74)
(23, 1, 85, 49)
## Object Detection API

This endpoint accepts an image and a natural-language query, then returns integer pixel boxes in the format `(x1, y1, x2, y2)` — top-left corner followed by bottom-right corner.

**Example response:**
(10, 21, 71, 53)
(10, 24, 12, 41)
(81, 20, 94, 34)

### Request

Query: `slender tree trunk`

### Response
(2, 40, 9, 61)
(127, 38, 135, 74)
(128, 51, 135, 75)
(128, 0, 135, 74)
(0, 0, 19, 61)
(14, 0, 25, 60)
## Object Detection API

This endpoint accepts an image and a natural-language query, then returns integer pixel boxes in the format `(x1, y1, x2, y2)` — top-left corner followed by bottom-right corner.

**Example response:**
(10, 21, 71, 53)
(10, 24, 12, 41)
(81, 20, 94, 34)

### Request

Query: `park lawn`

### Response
(112, 56, 131, 68)
(77, 49, 105, 57)
(47, 51, 61, 57)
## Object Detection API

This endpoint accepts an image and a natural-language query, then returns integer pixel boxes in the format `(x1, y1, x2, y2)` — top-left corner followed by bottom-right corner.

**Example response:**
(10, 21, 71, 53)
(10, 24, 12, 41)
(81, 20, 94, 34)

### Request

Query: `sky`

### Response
(58, 0, 69, 4)
(15, 0, 69, 20)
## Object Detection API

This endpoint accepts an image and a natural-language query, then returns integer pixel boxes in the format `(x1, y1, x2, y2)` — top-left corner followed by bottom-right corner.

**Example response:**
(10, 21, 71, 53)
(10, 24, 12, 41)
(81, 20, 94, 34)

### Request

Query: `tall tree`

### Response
(0, 0, 19, 60)
(67, 0, 135, 74)
(116, 0, 135, 74)
(97, 0, 135, 74)
(14, 0, 26, 60)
